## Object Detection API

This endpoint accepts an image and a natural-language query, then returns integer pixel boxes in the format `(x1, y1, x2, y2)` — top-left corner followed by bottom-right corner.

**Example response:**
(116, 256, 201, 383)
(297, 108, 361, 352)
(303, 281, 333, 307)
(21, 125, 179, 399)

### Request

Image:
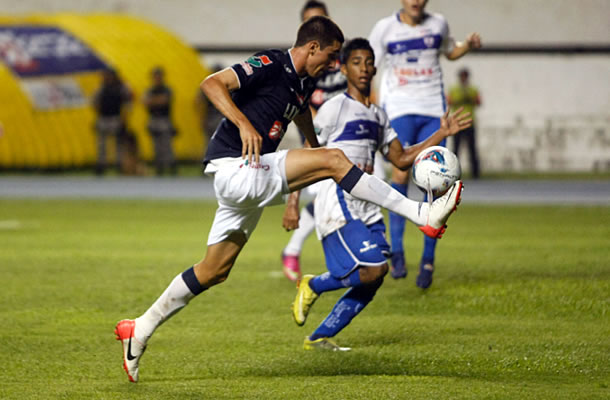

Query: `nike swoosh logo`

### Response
(127, 336, 137, 361)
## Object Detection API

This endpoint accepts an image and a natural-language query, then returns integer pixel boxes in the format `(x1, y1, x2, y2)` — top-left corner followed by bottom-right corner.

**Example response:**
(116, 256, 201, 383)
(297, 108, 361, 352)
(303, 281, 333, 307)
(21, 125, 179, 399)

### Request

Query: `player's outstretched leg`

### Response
(282, 202, 315, 281)
(285, 149, 462, 237)
(338, 166, 464, 237)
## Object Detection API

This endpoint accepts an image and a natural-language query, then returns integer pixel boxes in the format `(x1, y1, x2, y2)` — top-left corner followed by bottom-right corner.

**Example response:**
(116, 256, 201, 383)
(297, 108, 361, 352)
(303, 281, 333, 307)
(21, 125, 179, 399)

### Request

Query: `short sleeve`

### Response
(231, 52, 278, 91)
(439, 17, 455, 56)
(368, 19, 387, 69)
(313, 102, 336, 147)
(377, 107, 397, 156)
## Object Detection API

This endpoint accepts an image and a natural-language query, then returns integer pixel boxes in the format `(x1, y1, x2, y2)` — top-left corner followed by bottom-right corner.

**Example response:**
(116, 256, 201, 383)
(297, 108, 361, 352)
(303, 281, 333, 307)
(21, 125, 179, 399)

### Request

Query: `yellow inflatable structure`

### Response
(0, 14, 209, 169)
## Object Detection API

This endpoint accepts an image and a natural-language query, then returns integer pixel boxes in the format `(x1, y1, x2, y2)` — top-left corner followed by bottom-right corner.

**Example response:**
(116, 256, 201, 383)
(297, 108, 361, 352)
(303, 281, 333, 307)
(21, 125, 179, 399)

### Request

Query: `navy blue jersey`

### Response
(204, 49, 316, 164)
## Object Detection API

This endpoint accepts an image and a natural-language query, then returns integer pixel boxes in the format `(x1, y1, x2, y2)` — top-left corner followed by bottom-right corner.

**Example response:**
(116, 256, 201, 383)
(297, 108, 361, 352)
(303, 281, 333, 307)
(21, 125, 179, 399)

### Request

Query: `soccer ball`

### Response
(411, 146, 461, 197)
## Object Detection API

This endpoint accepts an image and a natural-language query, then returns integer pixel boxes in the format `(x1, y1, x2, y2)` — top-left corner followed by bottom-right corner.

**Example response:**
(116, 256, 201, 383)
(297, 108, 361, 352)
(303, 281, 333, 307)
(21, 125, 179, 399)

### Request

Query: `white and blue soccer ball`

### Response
(411, 146, 461, 197)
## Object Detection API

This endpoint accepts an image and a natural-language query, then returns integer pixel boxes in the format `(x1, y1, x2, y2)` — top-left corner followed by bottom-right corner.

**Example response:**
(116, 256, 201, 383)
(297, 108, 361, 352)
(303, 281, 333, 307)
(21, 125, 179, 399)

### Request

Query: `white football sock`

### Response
(134, 273, 195, 343)
(283, 206, 315, 256)
(348, 173, 428, 226)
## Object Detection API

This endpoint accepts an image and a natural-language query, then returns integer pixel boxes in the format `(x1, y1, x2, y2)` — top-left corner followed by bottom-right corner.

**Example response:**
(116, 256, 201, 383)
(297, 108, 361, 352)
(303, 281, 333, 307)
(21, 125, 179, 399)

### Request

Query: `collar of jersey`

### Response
(285, 48, 310, 90)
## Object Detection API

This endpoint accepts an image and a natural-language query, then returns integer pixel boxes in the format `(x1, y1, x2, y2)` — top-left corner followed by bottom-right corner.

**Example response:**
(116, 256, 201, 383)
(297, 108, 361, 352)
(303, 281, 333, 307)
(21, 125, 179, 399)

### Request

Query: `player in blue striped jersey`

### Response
(291, 38, 472, 351)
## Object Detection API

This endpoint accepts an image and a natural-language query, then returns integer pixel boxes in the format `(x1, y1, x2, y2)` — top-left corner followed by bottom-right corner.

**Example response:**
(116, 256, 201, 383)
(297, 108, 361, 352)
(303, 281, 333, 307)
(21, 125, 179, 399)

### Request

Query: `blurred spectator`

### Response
(447, 67, 481, 179)
(144, 66, 177, 176)
(197, 64, 224, 151)
(92, 68, 133, 176)
(118, 124, 148, 176)
(301, 1, 346, 116)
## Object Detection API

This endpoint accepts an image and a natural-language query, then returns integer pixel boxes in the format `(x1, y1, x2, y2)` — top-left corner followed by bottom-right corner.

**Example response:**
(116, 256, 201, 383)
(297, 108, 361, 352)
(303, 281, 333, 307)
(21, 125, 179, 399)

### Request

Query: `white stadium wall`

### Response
(2, 0, 609, 172)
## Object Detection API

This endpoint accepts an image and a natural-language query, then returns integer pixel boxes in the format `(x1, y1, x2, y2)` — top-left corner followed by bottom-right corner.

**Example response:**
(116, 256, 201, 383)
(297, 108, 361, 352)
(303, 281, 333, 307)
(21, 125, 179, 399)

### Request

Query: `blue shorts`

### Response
(390, 114, 445, 147)
(322, 219, 390, 279)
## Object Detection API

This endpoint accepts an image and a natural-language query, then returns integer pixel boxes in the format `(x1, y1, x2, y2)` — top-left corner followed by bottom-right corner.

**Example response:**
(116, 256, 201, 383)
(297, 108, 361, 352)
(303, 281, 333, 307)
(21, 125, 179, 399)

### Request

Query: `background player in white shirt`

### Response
(369, 0, 481, 287)
(291, 38, 472, 351)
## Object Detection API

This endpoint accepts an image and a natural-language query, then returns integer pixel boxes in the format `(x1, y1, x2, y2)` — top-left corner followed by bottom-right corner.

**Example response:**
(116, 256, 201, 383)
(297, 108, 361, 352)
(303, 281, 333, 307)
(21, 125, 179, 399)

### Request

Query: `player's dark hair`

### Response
(294, 15, 344, 50)
(340, 38, 375, 65)
(301, 0, 328, 21)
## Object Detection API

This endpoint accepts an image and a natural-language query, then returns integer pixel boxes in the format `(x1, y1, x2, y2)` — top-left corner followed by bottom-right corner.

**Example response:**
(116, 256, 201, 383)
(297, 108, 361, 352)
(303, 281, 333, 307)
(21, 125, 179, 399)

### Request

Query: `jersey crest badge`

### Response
(246, 55, 273, 68)
(268, 120, 283, 140)
(424, 36, 435, 48)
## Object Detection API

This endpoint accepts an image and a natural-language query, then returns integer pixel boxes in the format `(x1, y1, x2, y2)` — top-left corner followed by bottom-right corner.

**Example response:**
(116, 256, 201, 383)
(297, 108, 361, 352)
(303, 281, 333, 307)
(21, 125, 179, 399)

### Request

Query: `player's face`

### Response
(302, 7, 327, 21)
(307, 40, 342, 78)
(401, 0, 428, 21)
(342, 49, 376, 93)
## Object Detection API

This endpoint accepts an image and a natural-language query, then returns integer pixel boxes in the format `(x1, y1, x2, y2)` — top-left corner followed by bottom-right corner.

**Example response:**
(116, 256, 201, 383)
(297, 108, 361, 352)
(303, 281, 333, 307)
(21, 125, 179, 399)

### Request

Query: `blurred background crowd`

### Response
(0, 0, 608, 177)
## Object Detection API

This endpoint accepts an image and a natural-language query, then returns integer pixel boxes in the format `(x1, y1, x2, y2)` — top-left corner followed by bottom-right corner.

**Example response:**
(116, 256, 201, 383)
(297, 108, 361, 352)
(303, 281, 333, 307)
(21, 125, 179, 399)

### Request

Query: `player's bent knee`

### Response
(323, 148, 350, 174)
(360, 264, 388, 283)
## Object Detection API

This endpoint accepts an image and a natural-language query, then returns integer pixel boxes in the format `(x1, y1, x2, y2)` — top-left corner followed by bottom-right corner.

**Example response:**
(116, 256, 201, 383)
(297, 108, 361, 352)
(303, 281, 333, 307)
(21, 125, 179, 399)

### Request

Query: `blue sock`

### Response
(309, 271, 361, 295)
(421, 192, 437, 264)
(422, 235, 437, 264)
(389, 182, 407, 254)
(309, 281, 382, 340)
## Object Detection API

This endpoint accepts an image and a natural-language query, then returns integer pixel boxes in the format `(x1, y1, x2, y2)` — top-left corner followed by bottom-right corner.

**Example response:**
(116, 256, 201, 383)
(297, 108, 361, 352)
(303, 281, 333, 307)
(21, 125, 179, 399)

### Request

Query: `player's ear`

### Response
(340, 63, 347, 76)
(372, 66, 377, 77)
(308, 40, 320, 55)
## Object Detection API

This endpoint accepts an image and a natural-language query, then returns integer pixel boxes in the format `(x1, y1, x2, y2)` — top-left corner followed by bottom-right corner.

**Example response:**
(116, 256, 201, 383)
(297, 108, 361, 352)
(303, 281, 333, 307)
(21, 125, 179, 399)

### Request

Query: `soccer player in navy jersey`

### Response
(291, 38, 471, 351)
(114, 16, 463, 382)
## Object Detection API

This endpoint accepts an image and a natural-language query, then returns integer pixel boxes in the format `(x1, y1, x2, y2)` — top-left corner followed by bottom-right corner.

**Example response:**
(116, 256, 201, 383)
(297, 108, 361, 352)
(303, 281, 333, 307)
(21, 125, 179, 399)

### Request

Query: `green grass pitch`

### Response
(0, 199, 608, 399)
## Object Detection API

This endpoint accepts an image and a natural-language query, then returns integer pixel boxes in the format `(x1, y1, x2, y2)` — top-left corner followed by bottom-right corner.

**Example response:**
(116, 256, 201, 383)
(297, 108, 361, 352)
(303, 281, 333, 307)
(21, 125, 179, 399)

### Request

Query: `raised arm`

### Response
(386, 107, 472, 170)
(200, 68, 262, 164)
(446, 32, 482, 61)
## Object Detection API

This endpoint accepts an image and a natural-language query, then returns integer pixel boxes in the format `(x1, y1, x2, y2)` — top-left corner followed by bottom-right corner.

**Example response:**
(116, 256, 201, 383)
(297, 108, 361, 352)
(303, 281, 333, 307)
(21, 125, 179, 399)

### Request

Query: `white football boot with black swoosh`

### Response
(114, 319, 146, 382)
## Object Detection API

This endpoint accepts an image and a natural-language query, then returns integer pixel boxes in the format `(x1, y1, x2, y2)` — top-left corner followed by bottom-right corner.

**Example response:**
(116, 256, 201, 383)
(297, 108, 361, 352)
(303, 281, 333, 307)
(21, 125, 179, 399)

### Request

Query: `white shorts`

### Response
(204, 150, 289, 245)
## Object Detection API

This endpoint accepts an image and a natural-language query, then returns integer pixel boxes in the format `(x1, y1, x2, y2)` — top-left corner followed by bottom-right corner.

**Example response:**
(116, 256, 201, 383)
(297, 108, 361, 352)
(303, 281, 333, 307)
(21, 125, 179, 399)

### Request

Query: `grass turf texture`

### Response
(0, 199, 608, 399)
